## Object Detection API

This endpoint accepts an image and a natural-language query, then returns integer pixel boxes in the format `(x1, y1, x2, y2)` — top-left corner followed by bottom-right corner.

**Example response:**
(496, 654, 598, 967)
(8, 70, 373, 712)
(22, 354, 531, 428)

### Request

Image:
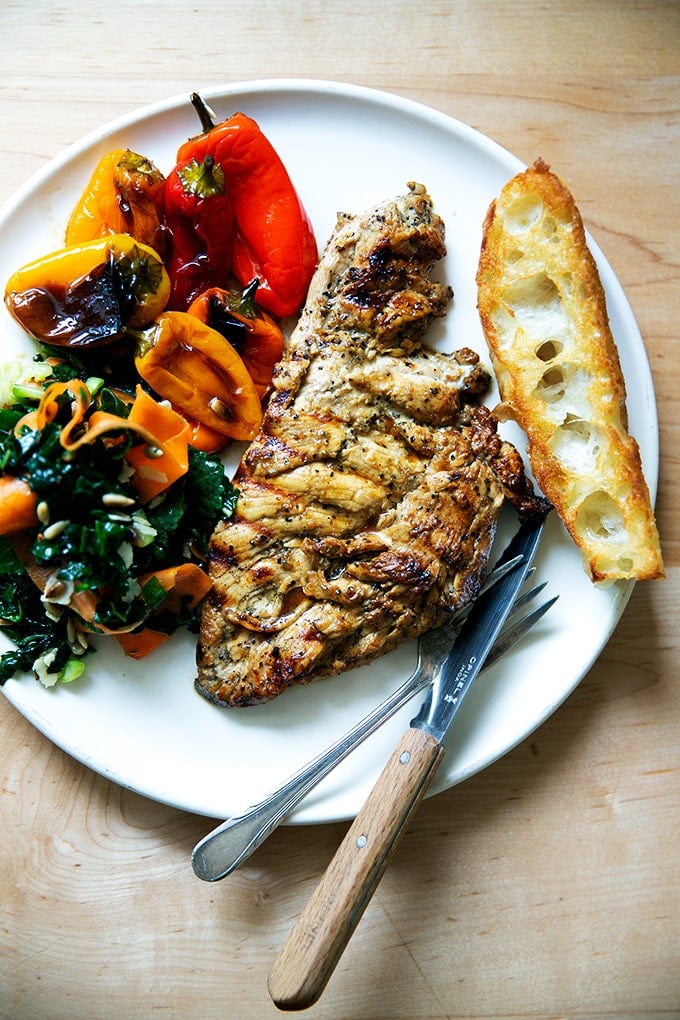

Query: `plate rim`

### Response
(0, 78, 659, 823)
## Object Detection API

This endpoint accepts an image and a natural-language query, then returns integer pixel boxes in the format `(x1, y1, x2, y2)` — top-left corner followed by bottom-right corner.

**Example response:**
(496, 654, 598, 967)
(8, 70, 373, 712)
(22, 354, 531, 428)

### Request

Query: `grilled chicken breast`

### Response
(196, 184, 546, 707)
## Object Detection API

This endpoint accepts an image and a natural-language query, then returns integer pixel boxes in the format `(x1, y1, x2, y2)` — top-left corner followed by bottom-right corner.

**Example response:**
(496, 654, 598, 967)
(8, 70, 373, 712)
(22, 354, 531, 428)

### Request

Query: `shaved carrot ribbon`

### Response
(11, 537, 211, 655)
(16, 379, 90, 441)
(14, 378, 191, 502)
(124, 386, 192, 502)
(115, 563, 212, 658)
(0, 476, 38, 535)
(5, 380, 206, 661)
(15, 378, 159, 451)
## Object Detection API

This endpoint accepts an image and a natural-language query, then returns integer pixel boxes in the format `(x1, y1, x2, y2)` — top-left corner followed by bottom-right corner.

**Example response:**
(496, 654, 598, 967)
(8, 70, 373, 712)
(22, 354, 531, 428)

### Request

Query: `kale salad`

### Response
(0, 353, 237, 688)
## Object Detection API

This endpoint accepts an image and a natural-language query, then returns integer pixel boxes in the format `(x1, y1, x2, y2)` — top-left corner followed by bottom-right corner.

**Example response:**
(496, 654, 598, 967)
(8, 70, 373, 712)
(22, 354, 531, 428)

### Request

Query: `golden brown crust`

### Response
(477, 159, 663, 582)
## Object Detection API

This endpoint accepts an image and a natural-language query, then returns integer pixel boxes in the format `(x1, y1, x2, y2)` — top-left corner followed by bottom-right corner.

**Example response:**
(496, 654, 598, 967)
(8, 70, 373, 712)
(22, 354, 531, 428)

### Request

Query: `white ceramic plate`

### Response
(0, 80, 658, 823)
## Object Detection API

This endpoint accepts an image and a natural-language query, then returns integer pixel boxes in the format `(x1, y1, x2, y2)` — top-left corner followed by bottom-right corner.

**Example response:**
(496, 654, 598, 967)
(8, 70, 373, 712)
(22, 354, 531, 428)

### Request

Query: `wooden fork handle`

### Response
(267, 726, 444, 1011)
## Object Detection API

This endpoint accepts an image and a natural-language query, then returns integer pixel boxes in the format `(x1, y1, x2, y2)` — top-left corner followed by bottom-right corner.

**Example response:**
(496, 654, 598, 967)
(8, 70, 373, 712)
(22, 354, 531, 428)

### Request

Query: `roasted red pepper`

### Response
(65, 148, 167, 254)
(187, 279, 284, 398)
(163, 152, 235, 311)
(134, 311, 262, 443)
(176, 94, 317, 319)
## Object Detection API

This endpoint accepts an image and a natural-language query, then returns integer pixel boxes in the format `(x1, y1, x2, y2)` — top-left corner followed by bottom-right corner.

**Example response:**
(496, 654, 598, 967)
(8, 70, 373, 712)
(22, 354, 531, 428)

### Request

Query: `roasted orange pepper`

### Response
(175, 93, 317, 319)
(187, 279, 285, 398)
(65, 148, 167, 253)
(182, 419, 227, 454)
(134, 311, 262, 442)
(4, 235, 170, 348)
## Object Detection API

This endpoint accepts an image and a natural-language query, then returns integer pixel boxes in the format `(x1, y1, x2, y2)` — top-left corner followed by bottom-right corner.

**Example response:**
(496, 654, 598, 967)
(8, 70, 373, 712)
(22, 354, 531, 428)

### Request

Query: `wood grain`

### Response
(269, 728, 444, 1009)
(1, 2, 678, 1017)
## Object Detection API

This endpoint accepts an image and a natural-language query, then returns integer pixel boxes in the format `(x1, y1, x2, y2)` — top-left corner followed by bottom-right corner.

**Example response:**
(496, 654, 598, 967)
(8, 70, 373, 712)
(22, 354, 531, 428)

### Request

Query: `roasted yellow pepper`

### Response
(135, 311, 262, 443)
(4, 234, 170, 347)
(65, 148, 166, 252)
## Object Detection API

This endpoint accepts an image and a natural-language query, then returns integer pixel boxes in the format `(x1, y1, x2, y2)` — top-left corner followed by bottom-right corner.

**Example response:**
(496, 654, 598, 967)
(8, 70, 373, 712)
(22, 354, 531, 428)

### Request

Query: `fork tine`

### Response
(484, 594, 558, 670)
(422, 573, 546, 659)
(505, 580, 548, 619)
(191, 588, 558, 881)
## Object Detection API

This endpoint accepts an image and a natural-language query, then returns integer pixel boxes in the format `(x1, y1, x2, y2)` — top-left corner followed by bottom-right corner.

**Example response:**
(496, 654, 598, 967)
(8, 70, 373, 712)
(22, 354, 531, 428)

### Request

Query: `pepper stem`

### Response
(190, 92, 217, 134)
(177, 155, 225, 197)
(129, 323, 159, 359)
(238, 278, 261, 318)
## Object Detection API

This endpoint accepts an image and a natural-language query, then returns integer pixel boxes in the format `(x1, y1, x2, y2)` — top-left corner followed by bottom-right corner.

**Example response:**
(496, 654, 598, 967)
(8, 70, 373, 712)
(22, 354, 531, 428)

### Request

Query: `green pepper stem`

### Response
(190, 92, 217, 134)
(238, 278, 261, 318)
(128, 324, 158, 359)
(177, 155, 225, 198)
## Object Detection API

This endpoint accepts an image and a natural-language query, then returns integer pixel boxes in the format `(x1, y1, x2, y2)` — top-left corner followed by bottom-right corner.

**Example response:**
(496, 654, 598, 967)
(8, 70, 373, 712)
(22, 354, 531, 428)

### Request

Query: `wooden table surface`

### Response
(1, 2, 678, 1017)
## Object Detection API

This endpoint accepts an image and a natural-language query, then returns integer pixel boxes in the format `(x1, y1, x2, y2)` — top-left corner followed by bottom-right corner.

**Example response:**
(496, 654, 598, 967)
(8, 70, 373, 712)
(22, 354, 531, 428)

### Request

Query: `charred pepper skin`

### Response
(163, 154, 235, 311)
(4, 235, 170, 348)
(65, 148, 167, 254)
(186, 279, 285, 399)
(177, 94, 318, 319)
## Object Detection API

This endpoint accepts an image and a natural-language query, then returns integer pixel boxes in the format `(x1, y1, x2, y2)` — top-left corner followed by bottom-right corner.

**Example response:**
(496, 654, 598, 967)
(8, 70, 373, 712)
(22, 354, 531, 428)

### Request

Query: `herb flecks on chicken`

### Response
(196, 184, 546, 707)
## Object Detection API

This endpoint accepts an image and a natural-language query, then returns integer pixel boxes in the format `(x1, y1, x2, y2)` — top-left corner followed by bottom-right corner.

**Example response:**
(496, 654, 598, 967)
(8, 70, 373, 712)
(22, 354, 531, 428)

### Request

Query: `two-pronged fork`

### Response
(191, 569, 556, 882)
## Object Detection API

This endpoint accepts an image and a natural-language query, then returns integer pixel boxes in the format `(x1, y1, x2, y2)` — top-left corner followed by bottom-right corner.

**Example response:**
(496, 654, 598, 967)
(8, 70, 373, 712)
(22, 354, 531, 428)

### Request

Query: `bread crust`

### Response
(476, 159, 663, 582)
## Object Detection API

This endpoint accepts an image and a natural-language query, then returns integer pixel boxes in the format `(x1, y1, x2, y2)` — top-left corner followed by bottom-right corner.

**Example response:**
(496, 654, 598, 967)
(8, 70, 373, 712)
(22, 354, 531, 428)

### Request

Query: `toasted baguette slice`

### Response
(476, 159, 663, 582)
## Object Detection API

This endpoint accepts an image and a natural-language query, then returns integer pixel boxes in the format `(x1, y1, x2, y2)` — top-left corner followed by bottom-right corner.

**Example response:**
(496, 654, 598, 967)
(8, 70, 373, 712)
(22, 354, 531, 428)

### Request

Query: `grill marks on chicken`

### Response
(196, 184, 545, 707)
